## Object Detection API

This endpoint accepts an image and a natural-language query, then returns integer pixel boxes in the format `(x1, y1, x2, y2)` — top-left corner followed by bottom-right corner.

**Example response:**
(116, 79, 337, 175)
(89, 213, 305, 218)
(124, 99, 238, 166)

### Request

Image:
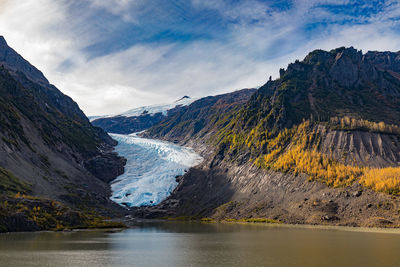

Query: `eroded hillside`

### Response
(140, 47, 400, 227)
(0, 37, 126, 232)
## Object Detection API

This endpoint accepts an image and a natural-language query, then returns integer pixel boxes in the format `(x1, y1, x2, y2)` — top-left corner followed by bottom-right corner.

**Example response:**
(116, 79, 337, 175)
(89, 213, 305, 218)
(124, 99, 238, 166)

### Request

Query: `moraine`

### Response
(109, 133, 203, 207)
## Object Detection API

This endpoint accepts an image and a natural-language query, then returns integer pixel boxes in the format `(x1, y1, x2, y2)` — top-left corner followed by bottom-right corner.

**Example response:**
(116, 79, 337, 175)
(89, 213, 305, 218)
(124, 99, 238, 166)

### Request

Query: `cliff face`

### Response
(143, 128, 400, 228)
(0, 36, 48, 85)
(139, 47, 400, 227)
(236, 47, 400, 136)
(0, 37, 126, 227)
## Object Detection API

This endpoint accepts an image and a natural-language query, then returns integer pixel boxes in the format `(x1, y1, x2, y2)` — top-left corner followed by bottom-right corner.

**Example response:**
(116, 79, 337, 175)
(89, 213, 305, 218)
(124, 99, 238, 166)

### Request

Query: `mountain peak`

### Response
(0, 36, 7, 46)
(0, 36, 48, 85)
(255, 46, 400, 133)
(175, 96, 190, 102)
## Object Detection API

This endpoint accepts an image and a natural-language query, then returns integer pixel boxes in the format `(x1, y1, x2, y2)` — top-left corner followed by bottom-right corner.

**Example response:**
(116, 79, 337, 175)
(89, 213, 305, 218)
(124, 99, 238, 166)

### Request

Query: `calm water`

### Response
(1, 222, 400, 267)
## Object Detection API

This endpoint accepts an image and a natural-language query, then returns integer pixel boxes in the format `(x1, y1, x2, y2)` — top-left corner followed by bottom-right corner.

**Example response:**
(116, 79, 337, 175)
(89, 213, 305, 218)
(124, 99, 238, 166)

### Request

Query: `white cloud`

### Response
(0, 1, 75, 71)
(0, 0, 400, 116)
(87, 0, 143, 22)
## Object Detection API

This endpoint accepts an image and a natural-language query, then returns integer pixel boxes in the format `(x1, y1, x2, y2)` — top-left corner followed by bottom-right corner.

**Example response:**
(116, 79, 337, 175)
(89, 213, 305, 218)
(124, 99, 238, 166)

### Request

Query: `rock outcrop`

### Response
(0, 36, 127, 224)
(0, 36, 48, 85)
(139, 47, 400, 228)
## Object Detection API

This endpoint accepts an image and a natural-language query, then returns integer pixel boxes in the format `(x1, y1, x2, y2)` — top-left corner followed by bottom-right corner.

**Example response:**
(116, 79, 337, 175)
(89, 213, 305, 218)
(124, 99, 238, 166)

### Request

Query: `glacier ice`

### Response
(118, 96, 196, 117)
(89, 97, 196, 121)
(109, 133, 203, 207)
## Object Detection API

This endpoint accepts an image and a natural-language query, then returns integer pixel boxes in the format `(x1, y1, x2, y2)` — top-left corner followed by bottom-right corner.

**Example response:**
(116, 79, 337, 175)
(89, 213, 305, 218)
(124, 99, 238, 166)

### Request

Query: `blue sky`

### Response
(1, 0, 400, 115)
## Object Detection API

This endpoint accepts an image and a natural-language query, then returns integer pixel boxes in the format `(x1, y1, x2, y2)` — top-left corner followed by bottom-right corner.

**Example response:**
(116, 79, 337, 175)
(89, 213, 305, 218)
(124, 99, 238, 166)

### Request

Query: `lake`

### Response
(1, 222, 400, 267)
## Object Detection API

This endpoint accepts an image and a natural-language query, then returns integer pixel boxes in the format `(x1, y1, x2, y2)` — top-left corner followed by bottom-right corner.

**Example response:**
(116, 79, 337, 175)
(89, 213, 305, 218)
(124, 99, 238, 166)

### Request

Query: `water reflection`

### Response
(0, 223, 400, 267)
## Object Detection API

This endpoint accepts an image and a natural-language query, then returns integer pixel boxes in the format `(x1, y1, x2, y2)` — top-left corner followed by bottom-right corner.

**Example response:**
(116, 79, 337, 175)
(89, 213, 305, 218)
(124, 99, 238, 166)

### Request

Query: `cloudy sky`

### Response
(0, 0, 399, 115)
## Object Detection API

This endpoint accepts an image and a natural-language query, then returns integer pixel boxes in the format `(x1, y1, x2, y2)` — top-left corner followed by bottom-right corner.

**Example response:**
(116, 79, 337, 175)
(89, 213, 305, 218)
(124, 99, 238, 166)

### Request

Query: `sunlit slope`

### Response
(214, 47, 400, 195)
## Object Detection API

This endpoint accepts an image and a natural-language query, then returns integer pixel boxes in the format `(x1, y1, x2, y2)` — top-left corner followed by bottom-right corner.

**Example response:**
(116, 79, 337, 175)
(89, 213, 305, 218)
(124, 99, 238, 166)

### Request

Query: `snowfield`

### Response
(109, 133, 203, 207)
(89, 96, 196, 121)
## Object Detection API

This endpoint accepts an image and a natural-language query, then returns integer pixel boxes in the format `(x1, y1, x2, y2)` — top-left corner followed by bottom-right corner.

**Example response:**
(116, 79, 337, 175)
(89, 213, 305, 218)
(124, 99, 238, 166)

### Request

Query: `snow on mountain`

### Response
(89, 96, 195, 122)
(109, 133, 203, 207)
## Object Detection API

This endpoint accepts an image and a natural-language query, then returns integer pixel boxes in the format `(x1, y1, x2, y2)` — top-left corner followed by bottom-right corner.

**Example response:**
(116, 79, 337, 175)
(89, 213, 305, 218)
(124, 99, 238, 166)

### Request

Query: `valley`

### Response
(1, 34, 400, 231)
(121, 47, 400, 228)
(3, 2, 400, 266)
(109, 133, 202, 207)
(0, 36, 127, 232)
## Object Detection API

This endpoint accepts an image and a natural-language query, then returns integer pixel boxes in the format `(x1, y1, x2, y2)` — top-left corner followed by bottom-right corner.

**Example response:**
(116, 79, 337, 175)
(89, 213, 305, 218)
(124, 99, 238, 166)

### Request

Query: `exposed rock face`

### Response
(136, 124, 400, 227)
(138, 47, 400, 228)
(0, 36, 126, 217)
(92, 113, 166, 134)
(0, 195, 117, 233)
(364, 50, 400, 73)
(254, 47, 400, 133)
(329, 48, 361, 87)
(144, 89, 256, 143)
(84, 153, 127, 183)
(140, 157, 400, 228)
(0, 36, 48, 85)
(315, 125, 400, 167)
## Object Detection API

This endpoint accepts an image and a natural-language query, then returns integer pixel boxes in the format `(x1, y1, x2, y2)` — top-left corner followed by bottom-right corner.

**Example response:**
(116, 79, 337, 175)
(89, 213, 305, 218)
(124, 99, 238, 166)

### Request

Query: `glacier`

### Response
(89, 96, 196, 122)
(109, 133, 203, 207)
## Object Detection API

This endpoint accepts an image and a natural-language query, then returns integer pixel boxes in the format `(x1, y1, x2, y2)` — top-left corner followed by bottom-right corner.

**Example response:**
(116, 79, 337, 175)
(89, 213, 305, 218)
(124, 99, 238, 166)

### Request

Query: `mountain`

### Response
(139, 47, 400, 228)
(144, 89, 257, 149)
(0, 36, 48, 85)
(0, 36, 126, 232)
(90, 96, 196, 134)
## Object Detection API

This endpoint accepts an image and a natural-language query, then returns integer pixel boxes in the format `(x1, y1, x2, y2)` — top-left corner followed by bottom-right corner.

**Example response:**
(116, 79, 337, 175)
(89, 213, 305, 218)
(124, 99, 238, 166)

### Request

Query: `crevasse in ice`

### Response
(109, 133, 203, 207)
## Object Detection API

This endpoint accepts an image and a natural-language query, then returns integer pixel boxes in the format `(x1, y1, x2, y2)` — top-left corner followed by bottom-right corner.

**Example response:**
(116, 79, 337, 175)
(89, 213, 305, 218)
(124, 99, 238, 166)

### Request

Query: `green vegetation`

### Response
(1, 136, 18, 147)
(0, 67, 112, 157)
(0, 167, 122, 233)
(160, 216, 279, 224)
(163, 216, 199, 221)
(360, 168, 400, 195)
(223, 218, 281, 224)
(200, 218, 215, 222)
(0, 167, 31, 194)
(39, 154, 50, 167)
(328, 116, 400, 135)
(248, 121, 362, 187)
(0, 194, 125, 232)
(215, 110, 400, 193)
(0, 169, 125, 233)
(145, 89, 255, 144)
(209, 48, 400, 196)
(55, 169, 69, 179)
(0, 47, 124, 233)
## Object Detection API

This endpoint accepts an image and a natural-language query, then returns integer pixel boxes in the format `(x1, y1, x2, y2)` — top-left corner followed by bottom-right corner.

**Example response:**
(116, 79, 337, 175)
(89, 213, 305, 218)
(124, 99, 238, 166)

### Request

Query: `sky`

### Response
(0, 0, 400, 116)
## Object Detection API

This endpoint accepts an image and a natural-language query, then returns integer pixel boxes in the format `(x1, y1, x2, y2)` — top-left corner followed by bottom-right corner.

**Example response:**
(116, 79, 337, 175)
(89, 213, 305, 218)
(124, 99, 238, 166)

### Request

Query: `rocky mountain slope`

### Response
(144, 89, 256, 145)
(139, 47, 400, 228)
(90, 96, 196, 134)
(0, 36, 126, 232)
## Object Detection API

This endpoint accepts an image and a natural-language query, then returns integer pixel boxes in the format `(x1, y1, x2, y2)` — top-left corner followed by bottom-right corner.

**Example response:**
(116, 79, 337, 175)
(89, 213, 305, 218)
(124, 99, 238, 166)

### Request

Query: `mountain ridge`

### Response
(0, 36, 49, 85)
(0, 37, 126, 232)
(135, 47, 400, 228)
(90, 96, 197, 134)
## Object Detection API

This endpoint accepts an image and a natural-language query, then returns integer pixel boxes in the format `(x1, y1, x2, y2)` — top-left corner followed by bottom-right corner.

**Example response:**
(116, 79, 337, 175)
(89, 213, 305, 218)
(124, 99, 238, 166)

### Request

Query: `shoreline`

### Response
(217, 220, 400, 235)
(2, 216, 400, 235)
(131, 217, 400, 235)
(0, 227, 127, 235)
